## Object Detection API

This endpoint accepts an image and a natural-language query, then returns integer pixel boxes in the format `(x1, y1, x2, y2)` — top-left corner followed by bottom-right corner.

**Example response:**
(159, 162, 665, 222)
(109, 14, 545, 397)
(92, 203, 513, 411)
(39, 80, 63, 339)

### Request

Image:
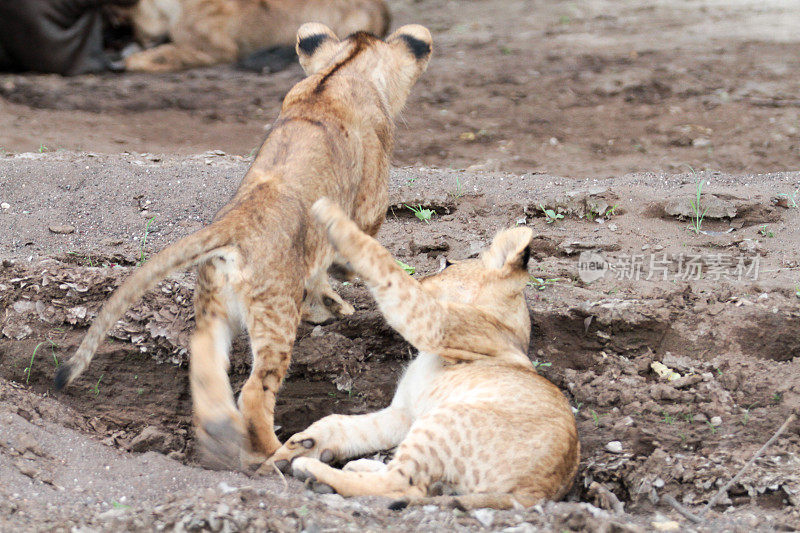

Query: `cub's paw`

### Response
(322, 291, 355, 318)
(301, 290, 353, 324)
(301, 298, 337, 325)
(241, 449, 270, 474)
(291, 457, 337, 494)
(196, 417, 245, 471)
(264, 432, 336, 475)
(124, 51, 165, 73)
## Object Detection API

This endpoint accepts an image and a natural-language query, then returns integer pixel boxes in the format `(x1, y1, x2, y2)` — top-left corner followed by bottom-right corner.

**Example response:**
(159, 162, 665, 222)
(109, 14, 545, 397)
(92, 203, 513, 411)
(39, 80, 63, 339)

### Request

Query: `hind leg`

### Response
(291, 457, 425, 500)
(238, 293, 301, 462)
(287, 410, 445, 499)
(190, 265, 244, 469)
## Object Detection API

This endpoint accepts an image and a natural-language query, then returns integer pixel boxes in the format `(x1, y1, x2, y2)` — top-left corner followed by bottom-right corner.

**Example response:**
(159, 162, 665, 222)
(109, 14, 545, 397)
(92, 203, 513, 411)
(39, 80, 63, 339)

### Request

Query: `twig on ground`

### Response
(701, 412, 797, 516)
(663, 494, 703, 524)
(587, 481, 625, 515)
(272, 461, 288, 493)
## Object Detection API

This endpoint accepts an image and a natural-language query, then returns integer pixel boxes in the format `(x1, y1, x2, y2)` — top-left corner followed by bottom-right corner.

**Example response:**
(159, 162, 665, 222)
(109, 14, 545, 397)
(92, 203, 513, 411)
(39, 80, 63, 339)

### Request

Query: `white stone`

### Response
(217, 481, 237, 494)
(472, 508, 494, 528)
(605, 441, 623, 453)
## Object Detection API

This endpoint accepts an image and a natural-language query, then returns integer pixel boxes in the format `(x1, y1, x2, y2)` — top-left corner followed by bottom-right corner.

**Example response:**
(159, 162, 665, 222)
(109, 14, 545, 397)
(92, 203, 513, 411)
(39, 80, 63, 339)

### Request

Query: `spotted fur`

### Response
(268, 199, 580, 509)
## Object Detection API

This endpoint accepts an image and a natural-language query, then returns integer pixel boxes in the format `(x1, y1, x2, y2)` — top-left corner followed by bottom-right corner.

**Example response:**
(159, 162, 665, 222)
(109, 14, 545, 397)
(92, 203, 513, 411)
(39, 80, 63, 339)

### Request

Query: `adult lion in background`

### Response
(125, 0, 391, 71)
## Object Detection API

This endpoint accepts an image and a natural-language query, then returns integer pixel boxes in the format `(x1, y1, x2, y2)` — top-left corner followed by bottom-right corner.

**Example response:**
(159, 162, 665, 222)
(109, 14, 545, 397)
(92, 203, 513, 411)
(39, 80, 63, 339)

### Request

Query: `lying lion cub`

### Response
(126, 0, 391, 71)
(269, 198, 580, 509)
(56, 23, 432, 469)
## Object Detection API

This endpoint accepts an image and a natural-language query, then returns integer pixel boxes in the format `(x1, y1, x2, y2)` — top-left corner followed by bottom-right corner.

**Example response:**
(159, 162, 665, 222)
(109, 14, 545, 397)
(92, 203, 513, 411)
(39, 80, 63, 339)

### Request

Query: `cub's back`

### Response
(431, 361, 572, 412)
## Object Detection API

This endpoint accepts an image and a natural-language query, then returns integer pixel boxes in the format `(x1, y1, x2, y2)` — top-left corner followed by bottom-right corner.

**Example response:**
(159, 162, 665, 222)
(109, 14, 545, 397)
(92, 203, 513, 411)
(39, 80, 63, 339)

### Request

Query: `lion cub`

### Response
(269, 198, 580, 509)
(55, 24, 432, 468)
(126, 0, 391, 71)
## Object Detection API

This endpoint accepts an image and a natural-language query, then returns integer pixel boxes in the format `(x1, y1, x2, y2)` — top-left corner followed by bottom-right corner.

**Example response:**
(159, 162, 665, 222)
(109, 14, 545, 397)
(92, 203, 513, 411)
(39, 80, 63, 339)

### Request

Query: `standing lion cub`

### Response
(55, 23, 432, 469)
(268, 198, 580, 510)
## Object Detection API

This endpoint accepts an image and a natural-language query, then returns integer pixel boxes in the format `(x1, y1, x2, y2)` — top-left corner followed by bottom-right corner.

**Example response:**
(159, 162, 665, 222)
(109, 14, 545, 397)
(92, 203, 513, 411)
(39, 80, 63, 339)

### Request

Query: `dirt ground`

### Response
(2, 0, 800, 178)
(1, 0, 800, 531)
(1, 153, 799, 531)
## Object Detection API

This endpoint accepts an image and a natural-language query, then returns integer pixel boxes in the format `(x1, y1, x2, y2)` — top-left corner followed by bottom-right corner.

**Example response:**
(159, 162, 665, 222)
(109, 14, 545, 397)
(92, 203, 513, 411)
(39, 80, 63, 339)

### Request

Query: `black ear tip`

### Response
(298, 34, 328, 55)
(521, 245, 532, 269)
(54, 363, 72, 391)
(388, 499, 409, 511)
(398, 34, 432, 60)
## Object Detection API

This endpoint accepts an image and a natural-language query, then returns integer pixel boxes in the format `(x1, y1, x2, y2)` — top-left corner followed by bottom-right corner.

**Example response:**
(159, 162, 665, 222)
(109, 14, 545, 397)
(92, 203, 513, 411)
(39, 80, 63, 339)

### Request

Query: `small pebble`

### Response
(0, 202, 9, 209)
(48, 224, 75, 234)
(605, 441, 623, 453)
(710, 416, 722, 426)
(472, 508, 494, 528)
(218, 481, 237, 494)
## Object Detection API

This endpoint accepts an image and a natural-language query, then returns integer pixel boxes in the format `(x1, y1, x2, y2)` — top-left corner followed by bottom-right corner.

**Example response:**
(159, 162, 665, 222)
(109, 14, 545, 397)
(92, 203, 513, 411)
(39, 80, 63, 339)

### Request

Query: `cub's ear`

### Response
(481, 227, 533, 271)
(296, 23, 341, 75)
(386, 24, 433, 65)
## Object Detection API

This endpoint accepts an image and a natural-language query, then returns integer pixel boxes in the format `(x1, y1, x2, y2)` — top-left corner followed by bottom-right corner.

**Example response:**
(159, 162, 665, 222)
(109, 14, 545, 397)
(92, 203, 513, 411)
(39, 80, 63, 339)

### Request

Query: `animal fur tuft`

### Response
(53, 362, 73, 391)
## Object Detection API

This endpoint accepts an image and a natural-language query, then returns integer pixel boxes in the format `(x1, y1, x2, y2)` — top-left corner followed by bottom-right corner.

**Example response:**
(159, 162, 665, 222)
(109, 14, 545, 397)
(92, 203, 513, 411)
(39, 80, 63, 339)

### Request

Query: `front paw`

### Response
(261, 432, 336, 475)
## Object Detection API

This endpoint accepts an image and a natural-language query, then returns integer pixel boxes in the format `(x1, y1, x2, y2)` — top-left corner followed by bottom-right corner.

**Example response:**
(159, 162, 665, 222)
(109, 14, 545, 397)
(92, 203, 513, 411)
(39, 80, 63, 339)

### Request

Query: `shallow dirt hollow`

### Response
(1, 153, 799, 531)
(1, 0, 800, 531)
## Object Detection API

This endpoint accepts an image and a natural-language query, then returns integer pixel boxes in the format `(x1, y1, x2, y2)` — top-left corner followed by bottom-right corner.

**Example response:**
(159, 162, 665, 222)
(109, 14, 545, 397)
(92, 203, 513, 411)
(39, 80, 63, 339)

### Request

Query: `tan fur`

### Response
(125, 0, 391, 71)
(268, 199, 580, 509)
(55, 25, 432, 468)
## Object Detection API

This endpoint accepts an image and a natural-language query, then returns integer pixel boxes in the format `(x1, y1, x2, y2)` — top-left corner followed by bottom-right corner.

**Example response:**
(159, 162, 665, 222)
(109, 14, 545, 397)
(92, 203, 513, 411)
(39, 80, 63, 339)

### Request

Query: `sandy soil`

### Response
(1, 0, 800, 531)
(1, 153, 799, 531)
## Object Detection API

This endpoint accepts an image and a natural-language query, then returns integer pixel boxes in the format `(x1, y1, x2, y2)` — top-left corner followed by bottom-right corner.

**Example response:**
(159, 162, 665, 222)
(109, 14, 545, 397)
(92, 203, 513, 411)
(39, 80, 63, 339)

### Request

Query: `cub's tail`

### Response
(54, 224, 232, 390)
